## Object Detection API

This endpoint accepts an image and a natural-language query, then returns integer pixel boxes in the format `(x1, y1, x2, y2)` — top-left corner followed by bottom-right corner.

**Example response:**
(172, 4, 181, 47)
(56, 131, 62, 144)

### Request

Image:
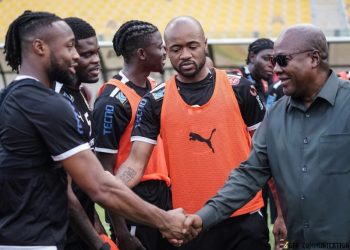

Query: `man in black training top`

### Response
(0, 10, 192, 250)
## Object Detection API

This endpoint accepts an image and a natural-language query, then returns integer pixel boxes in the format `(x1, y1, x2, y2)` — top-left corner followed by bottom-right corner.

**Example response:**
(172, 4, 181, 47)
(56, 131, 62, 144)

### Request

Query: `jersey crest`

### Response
(227, 74, 241, 86)
(151, 82, 166, 101)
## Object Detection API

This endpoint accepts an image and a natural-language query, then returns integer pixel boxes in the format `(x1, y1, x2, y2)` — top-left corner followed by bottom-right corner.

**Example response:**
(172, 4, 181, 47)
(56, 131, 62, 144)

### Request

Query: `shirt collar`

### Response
(286, 70, 339, 112)
(118, 70, 130, 84)
(15, 75, 39, 82)
(316, 70, 339, 106)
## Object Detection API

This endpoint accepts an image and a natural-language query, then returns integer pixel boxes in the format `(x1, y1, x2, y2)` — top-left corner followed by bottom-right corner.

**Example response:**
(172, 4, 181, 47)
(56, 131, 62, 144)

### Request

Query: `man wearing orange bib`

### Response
(115, 16, 270, 250)
(94, 20, 172, 250)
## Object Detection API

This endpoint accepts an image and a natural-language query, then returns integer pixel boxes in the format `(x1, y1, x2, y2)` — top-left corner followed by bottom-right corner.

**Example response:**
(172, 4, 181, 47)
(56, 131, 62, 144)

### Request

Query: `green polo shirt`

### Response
(198, 70, 350, 246)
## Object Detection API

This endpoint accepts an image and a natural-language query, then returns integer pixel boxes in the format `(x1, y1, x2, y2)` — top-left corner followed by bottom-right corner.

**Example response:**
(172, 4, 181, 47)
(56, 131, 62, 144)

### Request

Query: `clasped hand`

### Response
(159, 208, 203, 247)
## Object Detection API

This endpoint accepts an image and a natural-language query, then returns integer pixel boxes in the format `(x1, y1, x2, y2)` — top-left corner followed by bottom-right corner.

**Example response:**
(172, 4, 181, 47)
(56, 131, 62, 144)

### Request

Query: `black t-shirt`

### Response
(93, 73, 152, 153)
(55, 83, 94, 147)
(0, 77, 89, 248)
(54, 82, 95, 248)
(228, 66, 266, 96)
(131, 69, 266, 143)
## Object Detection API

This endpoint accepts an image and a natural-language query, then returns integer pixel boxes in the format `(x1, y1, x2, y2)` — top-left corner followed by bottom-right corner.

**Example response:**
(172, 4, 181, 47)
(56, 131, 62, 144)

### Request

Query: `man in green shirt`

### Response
(187, 24, 350, 249)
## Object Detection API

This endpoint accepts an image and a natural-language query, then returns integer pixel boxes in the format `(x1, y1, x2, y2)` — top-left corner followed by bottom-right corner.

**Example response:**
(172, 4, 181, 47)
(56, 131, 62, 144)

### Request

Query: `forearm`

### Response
(115, 141, 154, 188)
(108, 212, 129, 237)
(94, 210, 107, 235)
(94, 171, 169, 229)
(69, 203, 104, 249)
(115, 159, 144, 188)
(267, 178, 283, 217)
(197, 155, 271, 229)
(67, 180, 104, 249)
(64, 150, 182, 236)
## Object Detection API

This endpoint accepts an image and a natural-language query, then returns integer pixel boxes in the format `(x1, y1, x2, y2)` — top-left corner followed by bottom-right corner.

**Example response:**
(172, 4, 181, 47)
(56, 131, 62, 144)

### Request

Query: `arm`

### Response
(115, 141, 154, 188)
(111, 141, 154, 249)
(67, 175, 105, 249)
(62, 149, 185, 241)
(268, 178, 287, 249)
(108, 213, 145, 250)
(96, 151, 146, 250)
(94, 211, 107, 235)
(196, 115, 271, 229)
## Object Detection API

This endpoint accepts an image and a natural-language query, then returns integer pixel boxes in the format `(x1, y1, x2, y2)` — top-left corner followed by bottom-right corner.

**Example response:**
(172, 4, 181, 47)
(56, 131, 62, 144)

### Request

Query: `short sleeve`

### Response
(230, 76, 266, 131)
(93, 92, 131, 154)
(131, 92, 162, 144)
(35, 94, 90, 161)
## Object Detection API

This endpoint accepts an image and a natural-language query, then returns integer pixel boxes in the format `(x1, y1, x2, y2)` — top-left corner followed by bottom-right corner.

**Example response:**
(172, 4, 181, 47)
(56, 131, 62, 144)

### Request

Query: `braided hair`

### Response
(112, 20, 158, 63)
(246, 38, 274, 64)
(4, 10, 61, 73)
(64, 17, 96, 41)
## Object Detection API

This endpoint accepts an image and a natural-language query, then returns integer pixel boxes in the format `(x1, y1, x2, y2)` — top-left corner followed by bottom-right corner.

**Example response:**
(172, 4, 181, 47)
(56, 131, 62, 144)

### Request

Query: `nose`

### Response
(273, 62, 283, 74)
(162, 45, 167, 57)
(72, 47, 80, 61)
(92, 53, 100, 64)
(179, 47, 191, 60)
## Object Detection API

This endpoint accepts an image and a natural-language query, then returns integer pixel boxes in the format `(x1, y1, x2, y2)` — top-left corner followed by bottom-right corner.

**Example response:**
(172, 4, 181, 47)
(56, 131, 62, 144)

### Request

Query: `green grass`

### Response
(95, 204, 110, 236)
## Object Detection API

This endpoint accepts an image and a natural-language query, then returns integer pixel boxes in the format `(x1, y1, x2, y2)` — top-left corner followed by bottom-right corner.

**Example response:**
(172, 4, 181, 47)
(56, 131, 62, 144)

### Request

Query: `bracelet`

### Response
(99, 242, 111, 250)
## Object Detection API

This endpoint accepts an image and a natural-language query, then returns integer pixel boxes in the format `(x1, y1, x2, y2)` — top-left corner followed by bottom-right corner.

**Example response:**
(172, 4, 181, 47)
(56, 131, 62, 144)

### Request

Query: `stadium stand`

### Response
(311, 0, 349, 36)
(1, 0, 350, 90)
(1, 0, 315, 42)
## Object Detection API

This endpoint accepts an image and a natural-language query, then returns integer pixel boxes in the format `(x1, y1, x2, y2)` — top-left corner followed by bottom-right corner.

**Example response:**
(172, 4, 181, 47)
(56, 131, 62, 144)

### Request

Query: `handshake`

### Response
(159, 208, 203, 247)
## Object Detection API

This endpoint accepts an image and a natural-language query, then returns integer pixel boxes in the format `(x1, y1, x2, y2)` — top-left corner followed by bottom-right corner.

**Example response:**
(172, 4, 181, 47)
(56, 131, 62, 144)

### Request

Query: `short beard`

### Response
(48, 54, 77, 86)
(175, 58, 206, 78)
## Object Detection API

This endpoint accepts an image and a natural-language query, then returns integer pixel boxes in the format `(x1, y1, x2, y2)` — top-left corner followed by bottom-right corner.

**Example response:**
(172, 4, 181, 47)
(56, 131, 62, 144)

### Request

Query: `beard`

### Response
(174, 57, 206, 78)
(48, 53, 77, 86)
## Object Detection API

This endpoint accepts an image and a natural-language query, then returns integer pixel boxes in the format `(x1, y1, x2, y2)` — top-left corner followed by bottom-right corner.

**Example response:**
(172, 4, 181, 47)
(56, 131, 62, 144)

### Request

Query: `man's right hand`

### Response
(184, 214, 203, 239)
(273, 215, 287, 250)
(165, 212, 203, 247)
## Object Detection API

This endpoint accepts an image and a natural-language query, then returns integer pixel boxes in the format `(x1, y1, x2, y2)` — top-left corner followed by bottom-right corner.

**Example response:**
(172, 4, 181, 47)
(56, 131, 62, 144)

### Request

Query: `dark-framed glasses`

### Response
(270, 50, 315, 67)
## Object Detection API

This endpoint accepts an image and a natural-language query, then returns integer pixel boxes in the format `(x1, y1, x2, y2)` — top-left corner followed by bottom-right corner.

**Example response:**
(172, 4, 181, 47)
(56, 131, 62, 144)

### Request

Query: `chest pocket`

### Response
(319, 134, 350, 174)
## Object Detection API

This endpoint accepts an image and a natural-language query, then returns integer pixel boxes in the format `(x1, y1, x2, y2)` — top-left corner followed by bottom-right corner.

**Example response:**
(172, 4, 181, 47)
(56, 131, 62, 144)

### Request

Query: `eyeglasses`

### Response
(270, 50, 315, 67)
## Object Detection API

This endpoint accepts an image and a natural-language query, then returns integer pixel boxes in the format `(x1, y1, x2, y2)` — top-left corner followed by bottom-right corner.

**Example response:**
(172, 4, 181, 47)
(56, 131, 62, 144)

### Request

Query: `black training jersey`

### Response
(131, 69, 266, 143)
(55, 83, 94, 147)
(93, 72, 172, 221)
(54, 82, 96, 249)
(0, 77, 89, 248)
(93, 73, 152, 153)
(228, 66, 267, 98)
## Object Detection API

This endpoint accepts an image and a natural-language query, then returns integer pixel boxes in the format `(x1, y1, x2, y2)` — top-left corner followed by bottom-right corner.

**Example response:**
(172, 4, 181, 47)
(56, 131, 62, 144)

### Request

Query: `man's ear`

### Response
(248, 51, 256, 63)
(310, 50, 321, 68)
(137, 48, 146, 60)
(32, 38, 46, 56)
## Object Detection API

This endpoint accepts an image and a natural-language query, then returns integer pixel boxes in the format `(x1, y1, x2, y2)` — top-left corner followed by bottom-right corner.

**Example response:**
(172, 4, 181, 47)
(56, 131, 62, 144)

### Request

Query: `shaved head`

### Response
(163, 16, 208, 82)
(164, 16, 205, 44)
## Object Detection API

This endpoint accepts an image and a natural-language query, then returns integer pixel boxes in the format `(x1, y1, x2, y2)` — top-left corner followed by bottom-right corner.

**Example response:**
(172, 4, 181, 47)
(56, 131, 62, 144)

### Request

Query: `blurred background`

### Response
(1, 0, 350, 94)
